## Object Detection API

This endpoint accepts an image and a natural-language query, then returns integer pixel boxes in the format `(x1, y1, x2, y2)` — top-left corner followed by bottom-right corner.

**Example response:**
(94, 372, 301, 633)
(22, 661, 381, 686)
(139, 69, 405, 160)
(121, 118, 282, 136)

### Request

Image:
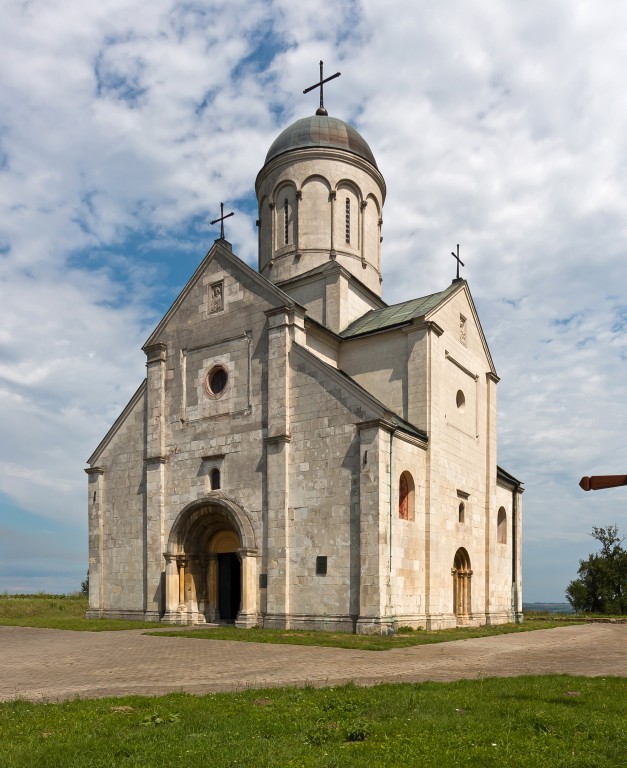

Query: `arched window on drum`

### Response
(336, 184, 359, 251)
(273, 184, 297, 253)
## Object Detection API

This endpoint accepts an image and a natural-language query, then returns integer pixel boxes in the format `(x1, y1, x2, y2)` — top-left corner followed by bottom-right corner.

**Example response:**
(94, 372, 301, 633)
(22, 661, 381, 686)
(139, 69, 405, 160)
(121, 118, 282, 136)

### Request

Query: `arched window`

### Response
(210, 468, 221, 491)
(458, 502, 465, 524)
(398, 471, 415, 520)
(497, 507, 507, 544)
(284, 198, 289, 245)
(345, 197, 351, 243)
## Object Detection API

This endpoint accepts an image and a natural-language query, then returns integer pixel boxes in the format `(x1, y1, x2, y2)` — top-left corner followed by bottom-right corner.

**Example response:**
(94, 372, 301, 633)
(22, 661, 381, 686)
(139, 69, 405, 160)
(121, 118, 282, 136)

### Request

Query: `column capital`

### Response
(238, 548, 258, 558)
(144, 342, 167, 363)
(145, 455, 168, 465)
(265, 433, 291, 445)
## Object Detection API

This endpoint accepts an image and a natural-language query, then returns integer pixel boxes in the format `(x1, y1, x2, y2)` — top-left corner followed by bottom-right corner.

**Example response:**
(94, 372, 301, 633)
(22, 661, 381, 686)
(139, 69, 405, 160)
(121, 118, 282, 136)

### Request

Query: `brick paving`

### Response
(0, 624, 625, 702)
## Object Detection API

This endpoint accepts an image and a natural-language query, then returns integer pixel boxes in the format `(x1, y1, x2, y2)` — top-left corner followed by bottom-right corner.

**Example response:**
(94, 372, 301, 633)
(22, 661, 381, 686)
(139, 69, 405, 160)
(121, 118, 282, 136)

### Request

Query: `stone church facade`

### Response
(86, 109, 523, 633)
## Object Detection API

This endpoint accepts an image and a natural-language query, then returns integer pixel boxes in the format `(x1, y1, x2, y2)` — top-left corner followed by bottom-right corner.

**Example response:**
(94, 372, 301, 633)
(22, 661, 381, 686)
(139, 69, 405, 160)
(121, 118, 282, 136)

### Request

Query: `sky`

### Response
(1, 0, 626, 602)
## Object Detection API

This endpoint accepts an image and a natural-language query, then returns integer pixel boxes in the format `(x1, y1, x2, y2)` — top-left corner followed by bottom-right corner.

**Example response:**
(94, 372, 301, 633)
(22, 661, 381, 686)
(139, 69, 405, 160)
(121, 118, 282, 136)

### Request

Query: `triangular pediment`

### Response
(340, 280, 496, 377)
(87, 379, 146, 465)
(143, 239, 302, 350)
(424, 281, 497, 377)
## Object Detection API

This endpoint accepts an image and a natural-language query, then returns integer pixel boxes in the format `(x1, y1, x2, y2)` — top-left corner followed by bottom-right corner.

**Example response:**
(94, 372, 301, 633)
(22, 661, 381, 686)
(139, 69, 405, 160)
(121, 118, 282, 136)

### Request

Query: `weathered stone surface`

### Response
(86, 111, 523, 633)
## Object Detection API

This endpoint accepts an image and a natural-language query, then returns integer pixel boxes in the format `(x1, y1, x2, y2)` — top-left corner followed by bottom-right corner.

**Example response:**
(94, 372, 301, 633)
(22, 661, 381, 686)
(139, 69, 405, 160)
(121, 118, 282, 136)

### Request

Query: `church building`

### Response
(86, 87, 523, 633)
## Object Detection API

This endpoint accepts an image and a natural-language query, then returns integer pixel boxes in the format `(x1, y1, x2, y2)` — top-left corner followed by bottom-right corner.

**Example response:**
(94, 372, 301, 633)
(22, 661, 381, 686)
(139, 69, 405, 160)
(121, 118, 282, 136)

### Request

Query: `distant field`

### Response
(0, 594, 158, 631)
(523, 603, 575, 614)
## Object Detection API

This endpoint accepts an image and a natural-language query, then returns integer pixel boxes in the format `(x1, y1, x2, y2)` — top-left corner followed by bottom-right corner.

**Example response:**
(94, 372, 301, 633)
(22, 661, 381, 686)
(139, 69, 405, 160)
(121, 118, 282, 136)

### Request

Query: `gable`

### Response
(425, 282, 497, 377)
(338, 280, 496, 377)
(88, 380, 146, 465)
(143, 239, 300, 349)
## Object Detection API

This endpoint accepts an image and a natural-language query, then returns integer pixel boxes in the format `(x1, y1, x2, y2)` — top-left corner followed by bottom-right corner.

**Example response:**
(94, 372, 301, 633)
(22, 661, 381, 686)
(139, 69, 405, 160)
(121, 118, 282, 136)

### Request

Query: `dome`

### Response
(264, 114, 378, 169)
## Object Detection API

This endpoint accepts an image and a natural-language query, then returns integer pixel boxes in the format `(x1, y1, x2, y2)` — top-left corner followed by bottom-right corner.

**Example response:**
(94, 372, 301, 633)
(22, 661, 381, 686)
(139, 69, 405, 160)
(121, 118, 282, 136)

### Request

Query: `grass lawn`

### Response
(0, 595, 158, 631)
(1, 676, 625, 767)
(0, 594, 589, 645)
(0, 594, 588, 651)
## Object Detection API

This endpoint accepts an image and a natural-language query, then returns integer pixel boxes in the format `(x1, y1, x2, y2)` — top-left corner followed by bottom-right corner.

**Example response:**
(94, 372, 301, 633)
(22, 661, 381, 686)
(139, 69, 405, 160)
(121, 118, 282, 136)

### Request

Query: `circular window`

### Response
(456, 389, 465, 412)
(204, 365, 228, 399)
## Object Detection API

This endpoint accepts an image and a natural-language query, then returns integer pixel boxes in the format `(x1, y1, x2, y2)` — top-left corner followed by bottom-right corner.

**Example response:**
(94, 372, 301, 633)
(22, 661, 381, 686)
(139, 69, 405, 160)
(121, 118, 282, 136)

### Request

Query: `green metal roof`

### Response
(341, 282, 462, 338)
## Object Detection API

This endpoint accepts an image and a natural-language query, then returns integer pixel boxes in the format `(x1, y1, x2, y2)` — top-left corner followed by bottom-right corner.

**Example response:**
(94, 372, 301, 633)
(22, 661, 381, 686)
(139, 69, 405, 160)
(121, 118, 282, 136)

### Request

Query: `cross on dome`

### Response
(303, 60, 341, 116)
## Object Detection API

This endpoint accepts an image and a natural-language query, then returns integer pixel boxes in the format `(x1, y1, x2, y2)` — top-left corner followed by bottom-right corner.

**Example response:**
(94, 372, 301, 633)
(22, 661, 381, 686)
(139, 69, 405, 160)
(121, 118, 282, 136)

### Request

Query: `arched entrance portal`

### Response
(162, 496, 258, 626)
(452, 548, 472, 624)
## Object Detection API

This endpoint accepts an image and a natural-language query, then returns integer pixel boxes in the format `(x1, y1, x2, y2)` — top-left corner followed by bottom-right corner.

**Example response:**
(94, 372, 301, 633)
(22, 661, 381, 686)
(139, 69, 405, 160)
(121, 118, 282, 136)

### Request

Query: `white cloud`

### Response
(1, 0, 627, 598)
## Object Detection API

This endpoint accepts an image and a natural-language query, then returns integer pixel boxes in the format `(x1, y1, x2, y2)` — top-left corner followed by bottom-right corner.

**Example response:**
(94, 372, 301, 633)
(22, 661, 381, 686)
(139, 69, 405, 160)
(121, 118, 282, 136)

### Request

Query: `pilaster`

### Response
(329, 189, 336, 258)
(263, 307, 292, 627)
(514, 488, 524, 621)
(144, 342, 167, 619)
(355, 422, 394, 635)
(484, 372, 498, 620)
(85, 466, 105, 618)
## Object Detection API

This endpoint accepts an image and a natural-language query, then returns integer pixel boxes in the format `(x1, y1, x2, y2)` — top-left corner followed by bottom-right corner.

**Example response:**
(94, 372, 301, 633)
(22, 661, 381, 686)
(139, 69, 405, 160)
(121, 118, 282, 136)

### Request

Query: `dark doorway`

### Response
(218, 553, 241, 621)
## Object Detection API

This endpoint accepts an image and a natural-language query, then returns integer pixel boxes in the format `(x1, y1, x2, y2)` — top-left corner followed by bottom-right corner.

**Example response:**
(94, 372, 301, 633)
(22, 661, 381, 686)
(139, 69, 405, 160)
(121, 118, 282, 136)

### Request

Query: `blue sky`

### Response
(1, 0, 627, 601)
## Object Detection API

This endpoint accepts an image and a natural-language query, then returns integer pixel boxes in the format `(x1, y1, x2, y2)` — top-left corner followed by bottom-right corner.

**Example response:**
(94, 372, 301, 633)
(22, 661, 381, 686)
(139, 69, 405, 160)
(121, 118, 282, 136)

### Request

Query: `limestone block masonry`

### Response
(86, 109, 523, 633)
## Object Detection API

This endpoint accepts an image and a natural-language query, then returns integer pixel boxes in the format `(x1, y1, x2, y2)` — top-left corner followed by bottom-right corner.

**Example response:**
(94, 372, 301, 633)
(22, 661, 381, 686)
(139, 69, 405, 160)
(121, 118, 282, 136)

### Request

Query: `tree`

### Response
(566, 525, 627, 614)
(80, 572, 89, 598)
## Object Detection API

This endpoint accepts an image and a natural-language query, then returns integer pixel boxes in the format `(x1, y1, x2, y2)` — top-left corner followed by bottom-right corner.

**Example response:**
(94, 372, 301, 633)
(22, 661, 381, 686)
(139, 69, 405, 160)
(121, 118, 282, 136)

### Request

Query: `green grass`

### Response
(1, 595, 586, 643)
(0, 595, 158, 631)
(1, 677, 624, 767)
(147, 620, 584, 651)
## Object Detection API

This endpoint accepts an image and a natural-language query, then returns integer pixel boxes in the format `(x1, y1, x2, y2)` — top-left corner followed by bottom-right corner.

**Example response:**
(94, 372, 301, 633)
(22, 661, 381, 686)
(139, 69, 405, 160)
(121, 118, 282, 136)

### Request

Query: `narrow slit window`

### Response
(398, 471, 415, 520)
(209, 468, 221, 490)
(284, 198, 289, 245)
(345, 197, 350, 243)
(497, 507, 507, 544)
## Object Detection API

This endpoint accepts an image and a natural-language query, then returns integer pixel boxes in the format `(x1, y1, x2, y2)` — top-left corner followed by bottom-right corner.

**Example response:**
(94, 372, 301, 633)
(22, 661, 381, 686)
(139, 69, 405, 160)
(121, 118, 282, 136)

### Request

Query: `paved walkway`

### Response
(0, 624, 625, 702)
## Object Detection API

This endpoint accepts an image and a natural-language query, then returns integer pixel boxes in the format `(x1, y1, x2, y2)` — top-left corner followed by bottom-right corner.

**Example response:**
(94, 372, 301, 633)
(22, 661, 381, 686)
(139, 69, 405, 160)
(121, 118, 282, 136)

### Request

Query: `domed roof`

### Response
(264, 114, 378, 169)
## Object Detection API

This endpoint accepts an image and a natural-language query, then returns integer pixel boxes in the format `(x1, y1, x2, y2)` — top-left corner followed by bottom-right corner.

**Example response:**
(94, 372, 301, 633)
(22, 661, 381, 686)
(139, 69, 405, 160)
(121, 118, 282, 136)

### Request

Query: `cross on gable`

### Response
(303, 60, 341, 116)
(210, 202, 235, 240)
(451, 243, 465, 282)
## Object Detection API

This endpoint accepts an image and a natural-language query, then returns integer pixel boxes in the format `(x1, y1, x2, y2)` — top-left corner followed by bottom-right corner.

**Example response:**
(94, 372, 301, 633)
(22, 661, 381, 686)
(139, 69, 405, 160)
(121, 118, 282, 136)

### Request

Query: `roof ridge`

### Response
(341, 281, 463, 338)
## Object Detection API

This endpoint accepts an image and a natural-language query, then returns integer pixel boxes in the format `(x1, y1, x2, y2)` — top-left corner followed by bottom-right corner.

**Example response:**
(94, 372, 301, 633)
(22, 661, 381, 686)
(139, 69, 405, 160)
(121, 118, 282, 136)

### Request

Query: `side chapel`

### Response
(86, 83, 523, 632)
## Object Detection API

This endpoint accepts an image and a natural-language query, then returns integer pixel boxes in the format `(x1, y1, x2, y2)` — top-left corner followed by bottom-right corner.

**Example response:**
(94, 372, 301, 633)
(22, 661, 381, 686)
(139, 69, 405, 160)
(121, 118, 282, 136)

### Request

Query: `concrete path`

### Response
(0, 624, 625, 702)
